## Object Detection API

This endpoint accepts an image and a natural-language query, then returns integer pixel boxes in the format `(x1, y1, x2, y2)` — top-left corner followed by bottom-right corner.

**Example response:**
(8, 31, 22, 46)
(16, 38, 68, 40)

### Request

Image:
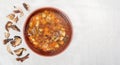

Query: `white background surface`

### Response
(0, 0, 120, 65)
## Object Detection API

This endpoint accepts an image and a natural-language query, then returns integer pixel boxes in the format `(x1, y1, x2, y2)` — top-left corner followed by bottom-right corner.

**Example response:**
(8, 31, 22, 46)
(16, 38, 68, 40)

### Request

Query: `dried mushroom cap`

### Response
(5, 21, 13, 31)
(11, 25, 20, 32)
(7, 13, 15, 20)
(13, 9, 21, 13)
(11, 36, 22, 47)
(23, 3, 30, 11)
(16, 53, 29, 62)
(3, 38, 13, 45)
(5, 32, 10, 38)
(5, 21, 20, 32)
(7, 45, 14, 55)
(14, 48, 26, 56)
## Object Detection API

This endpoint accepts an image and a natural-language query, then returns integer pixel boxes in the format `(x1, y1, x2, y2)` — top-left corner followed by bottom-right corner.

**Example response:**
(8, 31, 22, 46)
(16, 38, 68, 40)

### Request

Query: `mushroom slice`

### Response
(3, 38, 13, 45)
(14, 48, 26, 56)
(5, 21, 13, 31)
(7, 13, 15, 20)
(23, 3, 30, 11)
(13, 9, 21, 13)
(5, 32, 10, 38)
(11, 36, 22, 47)
(6, 45, 14, 55)
(16, 53, 29, 62)
(63, 35, 69, 42)
(13, 6, 24, 17)
(13, 16, 19, 23)
(11, 25, 20, 32)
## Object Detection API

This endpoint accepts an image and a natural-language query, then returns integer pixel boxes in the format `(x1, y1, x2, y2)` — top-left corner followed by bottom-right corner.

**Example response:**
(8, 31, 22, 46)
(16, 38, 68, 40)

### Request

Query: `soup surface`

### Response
(24, 8, 72, 56)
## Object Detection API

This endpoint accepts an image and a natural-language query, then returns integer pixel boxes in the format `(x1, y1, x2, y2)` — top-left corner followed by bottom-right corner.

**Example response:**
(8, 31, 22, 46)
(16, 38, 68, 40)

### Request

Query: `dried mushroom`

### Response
(7, 45, 14, 55)
(13, 16, 19, 23)
(5, 21, 13, 31)
(7, 13, 15, 20)
(16, 53, 29, 62)
(13, 6, 24, 17)
(3, 38, 13, 45)
(11, 25, 20, 32)
(4, 3, 30, 62)
(11, 36, 22, 47)
(13, 10, 21, 13)
(5, 32, 10, 38)
(14, 48, 26, 56)
(23, 3, 30, 11)
(5, 21, 20, 32)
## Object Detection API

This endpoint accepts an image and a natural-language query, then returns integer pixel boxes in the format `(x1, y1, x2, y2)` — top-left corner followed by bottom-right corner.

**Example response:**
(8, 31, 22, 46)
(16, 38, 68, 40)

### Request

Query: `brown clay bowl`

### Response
(23, 7, 72, 56)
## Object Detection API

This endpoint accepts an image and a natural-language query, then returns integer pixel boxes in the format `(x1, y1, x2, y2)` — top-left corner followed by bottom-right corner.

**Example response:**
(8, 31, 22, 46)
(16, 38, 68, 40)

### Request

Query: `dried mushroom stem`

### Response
(16, 53, 29, 62)
(3, 38, 13, 45)
(14, 48, 26, 56)
(11, 36, 22, 47)
(7, 45, 14, 55)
